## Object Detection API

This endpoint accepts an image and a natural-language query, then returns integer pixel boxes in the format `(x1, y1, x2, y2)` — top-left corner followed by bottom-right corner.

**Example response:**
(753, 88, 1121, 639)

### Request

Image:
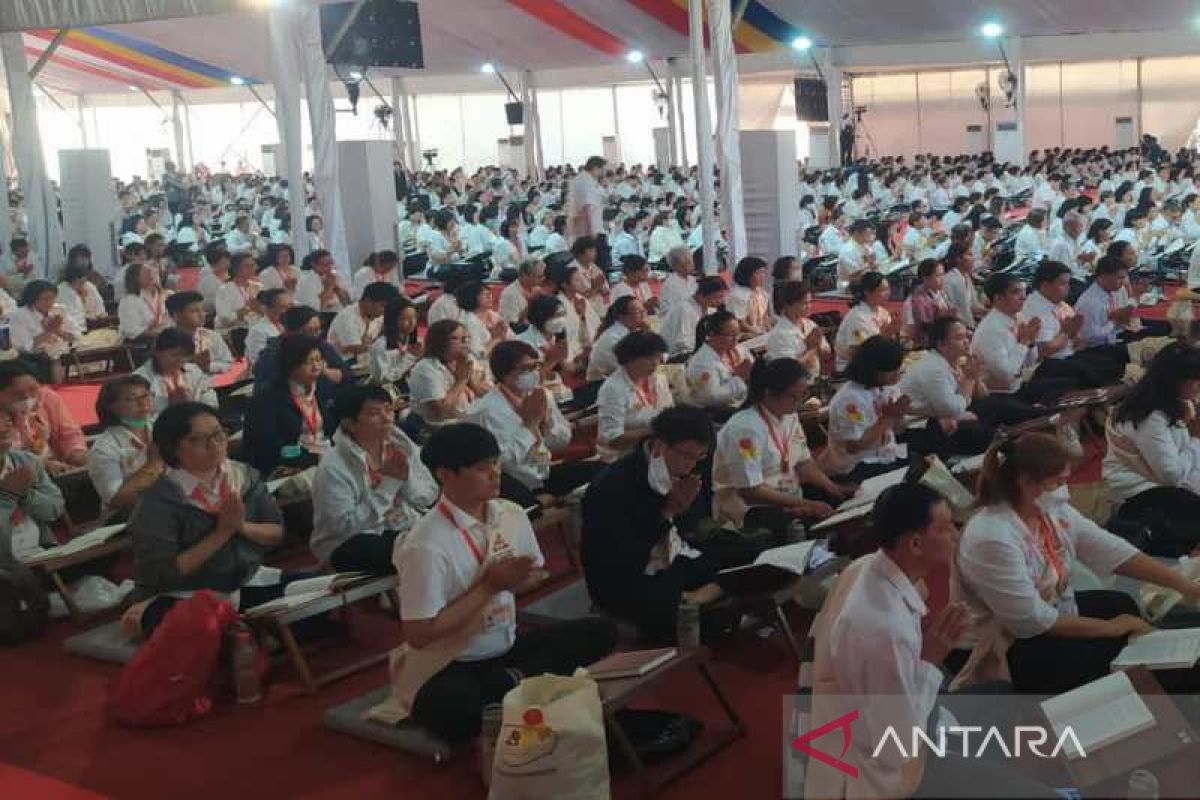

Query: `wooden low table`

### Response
(598, 646, 744, 798)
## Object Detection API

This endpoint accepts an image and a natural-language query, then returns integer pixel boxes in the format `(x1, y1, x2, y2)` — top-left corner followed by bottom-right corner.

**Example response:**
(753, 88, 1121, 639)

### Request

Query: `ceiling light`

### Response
(229, 76, 246, 86)
(128, 85, 139, 92)
(626, 50, 645, 64)
(349, 71, 363, 81)
(791, 36, 813, 51)
(480, 62, 496, 74)
(981, 22, 1004, 39)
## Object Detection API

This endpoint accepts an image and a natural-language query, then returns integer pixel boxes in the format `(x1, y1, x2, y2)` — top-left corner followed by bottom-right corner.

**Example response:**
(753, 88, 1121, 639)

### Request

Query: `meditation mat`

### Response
(322, 686, 453, 763)
(62, 619, 139, 665)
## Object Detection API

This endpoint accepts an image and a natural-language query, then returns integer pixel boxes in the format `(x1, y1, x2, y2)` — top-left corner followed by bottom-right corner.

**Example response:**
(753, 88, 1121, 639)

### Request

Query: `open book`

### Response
(1041, 671, 1156, 760)
(1140, 556, 1200, 622)
(1111, 628, 1200, 672)
(20, 523, 127, 566)
(587, 648, 677, 681)
(243, 572, 366, 616)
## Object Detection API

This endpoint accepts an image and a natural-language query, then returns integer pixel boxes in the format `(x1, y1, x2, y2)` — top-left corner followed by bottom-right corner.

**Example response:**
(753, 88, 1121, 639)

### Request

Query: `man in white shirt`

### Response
(658, 246, 697, 314)
(396, 423, 617, 743)
(836, 220, 876, 287)
(166, 291, 235, 375)
(818, 217, 845, 257)
(1024, 261, 1124, 389)
(1013, 209, 1049, 263)
(661, 276, 727, 357)
(498, 257, 544, 326)
(566, 156, 606, 242)
(327, 282, 398, 359)
(223, 214, 264, 256)
(1046, 212, 1093, 281)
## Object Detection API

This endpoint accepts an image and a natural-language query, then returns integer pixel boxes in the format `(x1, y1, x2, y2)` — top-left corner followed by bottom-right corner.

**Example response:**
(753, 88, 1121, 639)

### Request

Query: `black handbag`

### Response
(0, 561, 50, 646)
(612, 709, 704, 764)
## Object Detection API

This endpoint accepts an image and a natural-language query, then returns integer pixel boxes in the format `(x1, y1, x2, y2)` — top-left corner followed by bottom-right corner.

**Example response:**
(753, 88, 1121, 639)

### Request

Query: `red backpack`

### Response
(109, 591, 239, 727)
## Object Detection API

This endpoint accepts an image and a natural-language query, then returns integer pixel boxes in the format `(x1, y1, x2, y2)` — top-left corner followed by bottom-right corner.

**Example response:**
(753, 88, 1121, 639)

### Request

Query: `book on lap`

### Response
(1041, 671, 1157, 760)
(1110, 628, 1200, 671)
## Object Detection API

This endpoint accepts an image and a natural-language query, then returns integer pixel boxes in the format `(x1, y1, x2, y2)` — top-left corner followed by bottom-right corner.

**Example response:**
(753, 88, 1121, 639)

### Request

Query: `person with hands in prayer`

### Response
(327, 281, 398, 361)
(0, 362, 86, 475)
(295, 249, 351, 313)
(133, 329, 218, 414)
(596, 330, 674, 461)
(409, 320, 490, 425)
(166, 291, 235, 376)
(685, 310, 753, 413)
(0, 408, 65, 565)
(86, 375, 163, 518)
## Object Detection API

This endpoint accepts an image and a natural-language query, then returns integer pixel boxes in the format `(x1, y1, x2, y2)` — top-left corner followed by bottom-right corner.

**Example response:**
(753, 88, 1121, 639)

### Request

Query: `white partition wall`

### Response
(336, 140, 395, 270)
(739, 130, 799, 258)
(58, 149, 118, 277)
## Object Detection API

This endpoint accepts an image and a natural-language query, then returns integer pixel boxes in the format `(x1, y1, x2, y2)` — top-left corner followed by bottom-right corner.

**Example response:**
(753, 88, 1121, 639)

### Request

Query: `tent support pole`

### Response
(245, 84, 276, 118)
(29, 28, 67, 80)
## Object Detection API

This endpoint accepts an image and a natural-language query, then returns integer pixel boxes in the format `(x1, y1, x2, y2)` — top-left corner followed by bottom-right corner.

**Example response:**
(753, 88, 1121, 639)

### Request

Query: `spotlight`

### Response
(790, 35, 813, 51)
(127, 85, 139, 92)
(981, 22, 1004, 39)
(348, 71, 363, 81)
(229, 76, 246, 86)
(626, 50, 645, 64)
(480, 62, 496, 74)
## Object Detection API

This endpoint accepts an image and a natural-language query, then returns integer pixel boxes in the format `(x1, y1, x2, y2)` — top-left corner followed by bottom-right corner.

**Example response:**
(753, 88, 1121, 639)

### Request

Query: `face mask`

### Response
(1043, 485, 1071, 504)
(545, 317, 567, 335)
(647, 451, 673, 496)
(121, 415, 150, 429)
(14, 397, 38, 414)
(514, 371, 540, 393)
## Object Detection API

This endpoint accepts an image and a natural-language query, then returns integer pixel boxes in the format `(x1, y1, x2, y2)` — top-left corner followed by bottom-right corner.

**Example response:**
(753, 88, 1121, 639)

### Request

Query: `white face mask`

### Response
(1042, 485, 1071, 504)
(647, 450, 673, 496)
(545, 317, 567, 335)
(514, 370, 540, 393)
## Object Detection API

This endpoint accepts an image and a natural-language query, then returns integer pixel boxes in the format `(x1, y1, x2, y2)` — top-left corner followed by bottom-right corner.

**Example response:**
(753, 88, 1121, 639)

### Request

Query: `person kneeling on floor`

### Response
(397, 422, 618, 744)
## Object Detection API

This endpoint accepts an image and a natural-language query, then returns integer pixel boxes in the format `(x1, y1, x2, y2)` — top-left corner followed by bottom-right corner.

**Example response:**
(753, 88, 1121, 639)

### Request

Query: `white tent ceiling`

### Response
(12, 0, 1200, 97)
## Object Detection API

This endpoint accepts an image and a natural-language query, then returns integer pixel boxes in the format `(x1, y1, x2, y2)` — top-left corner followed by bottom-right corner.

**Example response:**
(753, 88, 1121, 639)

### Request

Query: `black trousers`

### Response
(1113, 486, 1200, 557)
(1016, 376, 1078, 407)
(499, 460, 607, 510)
(742, 483, 845, 537)
(831, 458, 909, 483)
(410, 618, 618, 743)
(1032, 348, 1123, 389)
(328, 530, 401, 575)
(910, 417, 995, 461)
(1005, 590, 1136, 694)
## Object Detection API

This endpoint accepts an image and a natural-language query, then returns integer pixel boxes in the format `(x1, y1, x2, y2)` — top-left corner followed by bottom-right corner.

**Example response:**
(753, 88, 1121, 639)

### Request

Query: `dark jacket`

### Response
(252, 337, 350, 393)
(130, 462, 282, 599)
(581, 445, 706, 606)
(243, 378, 339, 476)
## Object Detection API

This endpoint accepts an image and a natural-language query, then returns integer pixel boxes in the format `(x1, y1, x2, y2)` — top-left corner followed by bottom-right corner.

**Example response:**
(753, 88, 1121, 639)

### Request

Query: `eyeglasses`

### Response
(120, 391, 152, 404)
(184, 429, 228, 446)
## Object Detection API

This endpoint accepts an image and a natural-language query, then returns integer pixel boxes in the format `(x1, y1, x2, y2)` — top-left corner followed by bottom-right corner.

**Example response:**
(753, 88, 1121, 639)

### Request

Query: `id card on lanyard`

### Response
(757, 406, 798, 493)
(439, 501, 513, 630)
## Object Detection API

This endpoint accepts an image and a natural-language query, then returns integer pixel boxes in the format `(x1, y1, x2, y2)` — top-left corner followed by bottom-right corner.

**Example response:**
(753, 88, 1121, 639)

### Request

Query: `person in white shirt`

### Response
(132, 329, 218, 414)
(223, 214, 265, 256)
(351, 251, 406, 300)
(954, 432, 1200, 692)
(458, 205, 495, 259)
(660, 275, 727, 358)
(258, 244, 300, 292)
(596, 330, 674, 462)
(214, 253, 262, 333)
(424, 208, 466, 278)
(941, 241, 983, 330)
(685, 310, 752, 412)
(244, 288, 291, 369)
(86, 375, 163, 517)
(900, 210, 938, 262)
(197, 244, 230, 312)
(294, 248, 351, 314)
(368, 296, 423, 386)
(165, 291, 235, 376)
(1104, 344, 1200, 554)
(1074, 256, 1142, 352)
(712, 357, 849, 532)
(3, 238, 37, 299)
(1012, 208, 1049, 264)
(490, 218, 527, 279)
(658, 246, 697, 315)
(56, 264, 105, 333)
(455, 280, 509, 359)
(408, 319, 489, 424)
(498, 258, 544, 326)
(765, 281, 828, 376)
(311, 385, 437, 574)
(836, 219, 877, 288)
(820, 334, 910, 481)
(725, 256, 771, 336)
(817, 217, 845, 257)
(526, 210, 554, 251)
(117, 264, 170, 342)
(542, 216, 568, 257)
(566, 156, 607, 240)
(1045, 212, 1093, 282)
(646, 212, 683, 265)
(587, 296, 647, 382)
(1023, 260, 1123, 389)
(549, 264, 602, 366)
(609, 216, 644, 262)
(327, 282, 397, 360)
(426, 280, 463, 327)
(395, 422, 617, 744)
(608, 255, 657, 314)
(833, 272, 898, 372)
(468, 340, 601, 509)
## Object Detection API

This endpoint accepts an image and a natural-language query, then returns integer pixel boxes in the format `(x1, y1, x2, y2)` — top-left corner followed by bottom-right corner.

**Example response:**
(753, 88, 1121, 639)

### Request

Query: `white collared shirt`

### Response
(970, 309, 1034, 393)
(294, 270, 347, 313)
(818, 224, 844, 257)
(1104, 410, 1200, 503)
(189, 328, 235, 375)
(426, 292, 462, 326)
(897, 350, 971, 420)
(397, 497, 544, 661)
(685, 343, 749, 408)
(1075, 282, 1132, 348)
(57, 282, 105, 331)
(597, 367, 674, 461)
(658, 273, 696, 314)
(259, 265, 299, 292)
(134, 361, 217, 413)
(559, 292, 601, 361)
(327, 304, 383, 358)
(466, 386, 571, 490)
(310, 427, 438, 563)
(1022, 290, 1076, 359)
(837, 240, 872, 287)
(118, 289, 170, 340)
(351, 266, 404, 300)
(498, 281, 533, 325)
(245, 318, 284, 368)
(942, 268, 978, 328)
(712, 405, 812, 526)
(765, 315, 826, 374)
(586, 321, 629, 382)
(367, 336, 420, 384)
(10, 305, 78, 357)
(409, 358, 471, 420)
(609, 280, 654, 306)
(214, 281, 259, 330)
(86, 423, 152, 507)
(197, 268, 223, 310)
(1014, 224, 1047, 262)
(661, 296, 706, 356)
(821, 380, 902, 476)
(726, 285, 770, 330)
(833, 303, 892, 371)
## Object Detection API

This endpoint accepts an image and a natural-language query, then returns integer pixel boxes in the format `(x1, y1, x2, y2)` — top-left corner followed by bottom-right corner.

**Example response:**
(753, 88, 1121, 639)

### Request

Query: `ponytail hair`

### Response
(976, 432, 1069, 508)
(744, 356, 809, 408)
(695, 308, 736, 353)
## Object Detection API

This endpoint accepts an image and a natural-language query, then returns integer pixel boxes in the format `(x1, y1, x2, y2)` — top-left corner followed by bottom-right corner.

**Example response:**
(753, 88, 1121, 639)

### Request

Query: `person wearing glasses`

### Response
(127, 401, 287, 637)
(243, 335, 337, 476)
(409, 319, 490, 425)
(87, 375, 163, 518)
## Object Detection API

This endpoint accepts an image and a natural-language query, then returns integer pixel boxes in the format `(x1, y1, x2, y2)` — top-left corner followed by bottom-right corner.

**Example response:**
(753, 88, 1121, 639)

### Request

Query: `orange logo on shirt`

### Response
(845, 403, 865, 423)
(738, 437, 757, 461)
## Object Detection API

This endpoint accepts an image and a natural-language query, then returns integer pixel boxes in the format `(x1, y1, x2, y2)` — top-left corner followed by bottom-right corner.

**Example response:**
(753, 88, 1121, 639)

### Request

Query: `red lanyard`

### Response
(720, 348, 741, 371)
(1034, 511, 1066, 586)
(439, 501, 485, 565)
(143, 291, 163, 326)
(632, 375, 657, 408)
(756, 405, 790, 468)
(292, 389, 321, 436)
(190, 478, 229, 515)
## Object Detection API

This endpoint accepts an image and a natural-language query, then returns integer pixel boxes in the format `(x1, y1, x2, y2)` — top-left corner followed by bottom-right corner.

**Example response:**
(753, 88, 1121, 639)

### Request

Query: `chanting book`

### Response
(1041, 671, 1156, 760)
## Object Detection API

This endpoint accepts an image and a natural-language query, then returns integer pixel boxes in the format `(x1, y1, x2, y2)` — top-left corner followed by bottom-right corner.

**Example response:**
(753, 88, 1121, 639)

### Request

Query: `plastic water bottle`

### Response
(676, 598, 701, 649)
(232, 626, 263, 704)
(1127, 768, 1159, 799)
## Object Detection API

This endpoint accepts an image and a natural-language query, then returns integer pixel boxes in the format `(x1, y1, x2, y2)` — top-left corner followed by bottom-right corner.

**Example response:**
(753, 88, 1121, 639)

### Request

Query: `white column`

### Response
(663, 60, 678, 166)
(184, 101, 195, 175)
(522, 70, 536, 179)
(0, 32, 62, 276)
(611, 85, 621, 161)
(705, 0, 745, 262)
(390, 77, 406, 170)
(822, 49, 844, 167)
(267, 7, 308, 261)
(77, 94, 88, 147)
(527, 71, 545, 177)
(669, 60, 688, 170)
(1008, 36, 1028, 166)
(407, 93, 421, 172)
(171, 90, 187, 170)
(689, 0, 717, 274)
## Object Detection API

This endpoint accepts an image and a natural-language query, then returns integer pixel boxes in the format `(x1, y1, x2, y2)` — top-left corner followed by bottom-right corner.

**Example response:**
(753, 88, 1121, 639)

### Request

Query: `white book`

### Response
(1041, 671, 1156, 759)
(1111, 628, 1200, 672)
(20, 523, 127, 565)
(242, 573, 365, 616)
(752, 540, 817, 575)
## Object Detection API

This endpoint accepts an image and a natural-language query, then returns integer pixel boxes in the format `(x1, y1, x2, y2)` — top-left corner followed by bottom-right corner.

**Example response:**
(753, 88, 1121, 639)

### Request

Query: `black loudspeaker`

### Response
(505, 101, 524, 126)
(320, 1, 424, 69)
(795, 77, 828, 122)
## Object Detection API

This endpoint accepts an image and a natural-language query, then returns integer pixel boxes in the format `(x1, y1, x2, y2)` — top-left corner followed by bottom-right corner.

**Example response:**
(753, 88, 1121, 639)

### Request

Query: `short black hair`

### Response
(19, 280, 55, 308)
(152, 401, 221, 468)
(282, 305, 319, 332)
(845, 334, 905, 386)
(276, 334, 323, 381)
(334, 384, 392, 423)
(0, 361, 36, 390)
(95, 374, 151, 429)
(872, 483, 946, 549)
(614, 330, 668, 365)
(153, 327, 195, 354)
(747, 357, 808, 406)
(1106, 240, 1134, 260)
(732, 256, 767, 287)
(420, 422, 500, 477)
(489, 339, 539, 382)
(983, 271, 1022, 301)
(1031, 260, 1071, 289)
(257, 287, 288, 310)
(1094, 254, 1128, 277)
(527, 294, 563, 331)
(361, 282, 400, 304)
(696, 275, 727, 298)
(571, 236, 598, 257)
(916, 258, 941, 280)
(455, 281, 486, 312)
(62, 263, 90, 284)
(773, 279, 812, 311)
(621, 254, 648, 273)
(929, 315, 964, 348)
(649, 406, 713, 448)
(166, 291, 204, 316)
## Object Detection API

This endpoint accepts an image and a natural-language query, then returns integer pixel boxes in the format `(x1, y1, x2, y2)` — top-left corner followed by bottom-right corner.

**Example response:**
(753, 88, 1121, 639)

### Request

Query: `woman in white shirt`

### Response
(57, 263, 106, 333)
(425, 208, 466, 276)
(368, 296, 423, 386)
(306, 214, 326, 253)
(550, 264, 601, 371)
(491, 218, 527, 279)
(833, 272, 898, 372)
(596, 330, 674, 462)
(244, 288, 290, 369)
(726, 256, 771, 336)
(1104, 343, 1200, 555)
(1013, 208, 1049, 263)
(455, 280, 509, 359)
(214, 253, 262, 332)
(86, 375, 163, 518)
(11, 281, 78, 384)
(647, 212, 684, 266)
(587, 295, 647, 382)
(407, 319, 488, 425)
(542, 215, 569, 257)
(117, 264, 170, 342)
(955, 432, 1200, 693)
(685, 310, 752, 413)
(259, 244, 300, 292)
(765, 280, 828, 377)
(608, 255, 657, 314)
(819, 334, 910, 481)
(132, 329, 218, 414)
